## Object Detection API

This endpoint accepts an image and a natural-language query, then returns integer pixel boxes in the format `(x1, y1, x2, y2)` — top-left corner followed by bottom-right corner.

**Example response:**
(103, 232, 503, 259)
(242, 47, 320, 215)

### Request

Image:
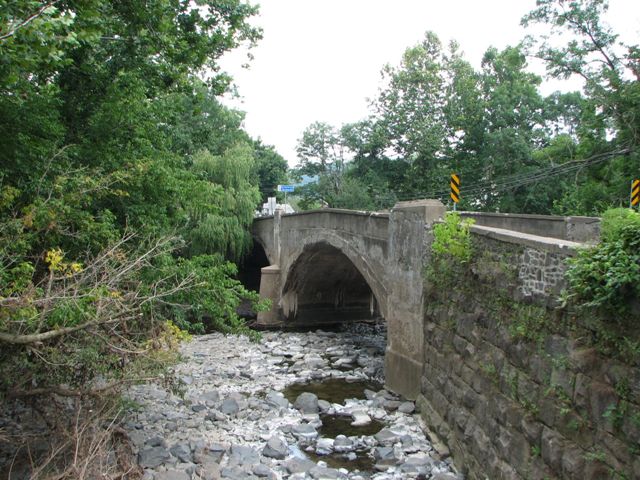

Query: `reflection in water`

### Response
(305, 448, 375, 473)
(319, 413, 383, 438)
(283, 377, 386, 474)
(283, 378, 383, 405)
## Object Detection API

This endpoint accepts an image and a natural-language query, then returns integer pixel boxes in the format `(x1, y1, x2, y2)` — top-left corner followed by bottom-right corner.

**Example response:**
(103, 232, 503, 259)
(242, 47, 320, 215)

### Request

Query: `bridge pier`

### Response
(385, 200, 445, 399)
(257, 265, 283, 326)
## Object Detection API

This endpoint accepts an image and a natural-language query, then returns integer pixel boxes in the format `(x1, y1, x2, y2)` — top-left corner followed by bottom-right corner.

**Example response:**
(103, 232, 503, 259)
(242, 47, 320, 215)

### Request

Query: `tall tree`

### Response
(253, 140, 289, 201)
(522, 0, 639, 214)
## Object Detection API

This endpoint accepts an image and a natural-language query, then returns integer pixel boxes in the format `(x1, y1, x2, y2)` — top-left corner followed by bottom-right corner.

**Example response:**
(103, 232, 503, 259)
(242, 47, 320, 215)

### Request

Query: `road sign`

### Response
(450, 174, 460, 205)
(632, 179, 639, 207)
(277, 185, 295, 193)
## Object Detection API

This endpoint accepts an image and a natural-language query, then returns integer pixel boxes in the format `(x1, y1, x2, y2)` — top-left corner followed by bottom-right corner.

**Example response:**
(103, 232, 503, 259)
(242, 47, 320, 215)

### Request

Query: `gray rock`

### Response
(382, 400, 402, 411)
(195, 463, 221, 480)
(220, 398, 240, 416)
(228, 391, 248, 407)
(333, 435, 354, 453)
(252, 463, 275, 478)
(229, 444, 259, 466)
(154, 471, 190, 480)
(375, 428, 400, 446)
(309, 466, 344, 479)
(220, 466, 248, 478)
(170, 443, 192, 463)
(315, 437, 334, 455)
(350, 411, 372, 426)
(191, 404, 207, 413)
(400, 455, 433, 475)
(304, 355, 327, 368)
(145, 436, 167, 447)
(205, 411, 226, 422)
(265, 391, 289, 409)
(317, 399, 331, 412)
(432, 474, 459, 480)
(200, 390, 220, 403)
(138, 446, 172, 468)
(193, 444, 225, 465)
(293, 392, 319, 414)
(262, 436, 288, 459)
(165, 421, 178, 432)
(374, 446, 400, 465)
(285, 457, 317, 474)
(292, 423, 318, 441)
(398, 401, 415, 414)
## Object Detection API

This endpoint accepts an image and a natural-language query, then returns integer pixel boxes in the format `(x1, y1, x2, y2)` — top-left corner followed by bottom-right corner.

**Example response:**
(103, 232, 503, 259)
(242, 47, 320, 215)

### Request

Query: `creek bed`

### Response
(123, 321, 462, 479)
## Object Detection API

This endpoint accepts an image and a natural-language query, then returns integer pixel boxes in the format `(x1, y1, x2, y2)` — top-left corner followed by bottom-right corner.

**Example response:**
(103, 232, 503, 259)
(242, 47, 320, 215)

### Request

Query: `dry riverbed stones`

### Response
(124, 323, 462, 479)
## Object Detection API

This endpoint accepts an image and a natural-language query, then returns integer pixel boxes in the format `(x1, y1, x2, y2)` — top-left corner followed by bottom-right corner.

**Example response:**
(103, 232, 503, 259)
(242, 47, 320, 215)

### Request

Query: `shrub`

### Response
(431, 212, 475, 262)
(565, 208, 640, 315)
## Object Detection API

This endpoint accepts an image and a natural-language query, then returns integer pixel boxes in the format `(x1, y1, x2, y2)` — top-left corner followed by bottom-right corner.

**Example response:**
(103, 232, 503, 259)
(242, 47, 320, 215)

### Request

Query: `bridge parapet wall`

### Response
(460, 211, 600, 243)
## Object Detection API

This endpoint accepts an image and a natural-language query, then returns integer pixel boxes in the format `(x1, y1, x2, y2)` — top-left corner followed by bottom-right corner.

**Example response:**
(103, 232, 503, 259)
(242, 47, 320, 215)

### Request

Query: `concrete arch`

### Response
(280, 232, 388, 321)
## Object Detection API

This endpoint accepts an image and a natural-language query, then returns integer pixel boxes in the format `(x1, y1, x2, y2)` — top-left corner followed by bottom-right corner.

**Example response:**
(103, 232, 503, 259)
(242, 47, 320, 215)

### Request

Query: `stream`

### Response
(124, 322, 462, 479)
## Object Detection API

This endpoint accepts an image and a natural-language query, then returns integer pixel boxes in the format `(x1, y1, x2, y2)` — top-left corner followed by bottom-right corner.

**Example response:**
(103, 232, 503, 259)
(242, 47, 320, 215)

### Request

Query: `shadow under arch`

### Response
(238, 240, 270, 293)
(280, 240, 387, 325)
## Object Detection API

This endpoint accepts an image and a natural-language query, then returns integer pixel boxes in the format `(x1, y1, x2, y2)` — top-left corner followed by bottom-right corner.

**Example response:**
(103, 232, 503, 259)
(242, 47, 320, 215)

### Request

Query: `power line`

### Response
(391, 147, 632, 202)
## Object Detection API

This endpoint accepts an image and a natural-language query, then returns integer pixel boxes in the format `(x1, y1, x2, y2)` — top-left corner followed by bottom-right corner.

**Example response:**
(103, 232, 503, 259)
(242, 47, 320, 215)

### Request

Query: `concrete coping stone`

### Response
(281, 208, 390, 219)
(460, 210, 600, 224)
(254, 210, 391, 220)
(470, 224, 584, 255)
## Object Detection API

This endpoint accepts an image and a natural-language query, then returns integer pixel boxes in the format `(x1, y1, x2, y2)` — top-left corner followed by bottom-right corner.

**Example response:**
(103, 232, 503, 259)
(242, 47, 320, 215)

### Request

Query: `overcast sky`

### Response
(220, 0, 640, 166)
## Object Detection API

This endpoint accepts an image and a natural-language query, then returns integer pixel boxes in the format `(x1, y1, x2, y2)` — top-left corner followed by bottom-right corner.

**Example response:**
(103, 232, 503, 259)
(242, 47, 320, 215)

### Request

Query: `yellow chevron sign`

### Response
(632, 179, 640, 207)
(450, 173, 460, 203)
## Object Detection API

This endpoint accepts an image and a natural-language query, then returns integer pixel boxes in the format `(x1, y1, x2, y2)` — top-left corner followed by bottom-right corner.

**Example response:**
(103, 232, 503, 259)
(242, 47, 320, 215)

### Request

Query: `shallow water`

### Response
(283, 377, 385, 474)
(283, 377, 383, 405)
(305, 448, 375, 473)
(319, 413, 384, 438)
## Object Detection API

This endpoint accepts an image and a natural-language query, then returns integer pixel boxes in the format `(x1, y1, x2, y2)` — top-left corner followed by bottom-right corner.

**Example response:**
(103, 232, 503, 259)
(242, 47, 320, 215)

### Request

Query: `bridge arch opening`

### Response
(281, 242, 382, 325)
(238, 240, 270, 292)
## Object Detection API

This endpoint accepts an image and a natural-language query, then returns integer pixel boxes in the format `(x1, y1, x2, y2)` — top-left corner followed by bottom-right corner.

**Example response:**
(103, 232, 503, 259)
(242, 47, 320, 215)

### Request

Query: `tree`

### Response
(253, 140, 288, 202)
(522, 0, 639, 213)
(373, 32, 449, 196)
(0, 2, 268, 473)
(296, 121, 347, 176)
(476, 46, 549, 212)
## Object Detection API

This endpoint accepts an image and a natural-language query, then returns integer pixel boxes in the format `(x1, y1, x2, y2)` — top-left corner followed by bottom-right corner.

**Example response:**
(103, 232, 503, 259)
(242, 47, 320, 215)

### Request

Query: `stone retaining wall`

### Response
(417, 229, 640, 480)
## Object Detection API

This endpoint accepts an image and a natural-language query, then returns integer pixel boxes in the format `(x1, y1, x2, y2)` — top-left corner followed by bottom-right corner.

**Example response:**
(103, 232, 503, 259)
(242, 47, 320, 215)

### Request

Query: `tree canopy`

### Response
(0, 4, 282, 461)
(293, 0, 638, 216)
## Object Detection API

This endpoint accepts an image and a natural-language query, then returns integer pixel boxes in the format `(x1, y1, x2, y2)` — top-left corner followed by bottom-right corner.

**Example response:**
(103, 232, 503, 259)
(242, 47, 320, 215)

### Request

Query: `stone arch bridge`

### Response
(251, 200, 599, 400)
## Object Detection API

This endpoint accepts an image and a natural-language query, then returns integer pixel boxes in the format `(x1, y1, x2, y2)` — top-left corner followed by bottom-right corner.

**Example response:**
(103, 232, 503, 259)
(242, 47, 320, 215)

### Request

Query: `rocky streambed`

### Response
(125, 322, 462, 480)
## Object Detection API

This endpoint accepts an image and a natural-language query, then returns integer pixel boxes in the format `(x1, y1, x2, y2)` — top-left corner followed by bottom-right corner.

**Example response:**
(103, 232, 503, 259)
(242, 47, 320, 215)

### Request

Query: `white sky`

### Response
(220, 0, 640, 166)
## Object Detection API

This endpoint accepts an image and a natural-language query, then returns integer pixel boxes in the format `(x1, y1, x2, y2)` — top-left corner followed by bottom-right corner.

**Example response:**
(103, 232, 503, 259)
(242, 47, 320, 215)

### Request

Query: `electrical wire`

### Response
(391, 147, 632, 202)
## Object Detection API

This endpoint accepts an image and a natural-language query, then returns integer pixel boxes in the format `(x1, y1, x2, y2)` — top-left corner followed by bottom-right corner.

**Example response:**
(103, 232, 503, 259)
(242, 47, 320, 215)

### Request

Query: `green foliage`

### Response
(431, 213, 474, 262)
(297, 0, 639, 215)
(565, 209, 640, 314)
(254, 140, 288, 201)
(564, 208, 640, 363)
(601, 208, 640, 241)
(0, 0, 274, 428)
(507, 303, 549, 345)
(144, 253, 267, 338)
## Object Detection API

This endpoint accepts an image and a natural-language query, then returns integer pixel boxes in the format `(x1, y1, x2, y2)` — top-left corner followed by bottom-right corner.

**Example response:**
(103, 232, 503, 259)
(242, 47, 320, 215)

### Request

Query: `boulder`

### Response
(293, 392, 319, 414)
(262, 436, 288, 459)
